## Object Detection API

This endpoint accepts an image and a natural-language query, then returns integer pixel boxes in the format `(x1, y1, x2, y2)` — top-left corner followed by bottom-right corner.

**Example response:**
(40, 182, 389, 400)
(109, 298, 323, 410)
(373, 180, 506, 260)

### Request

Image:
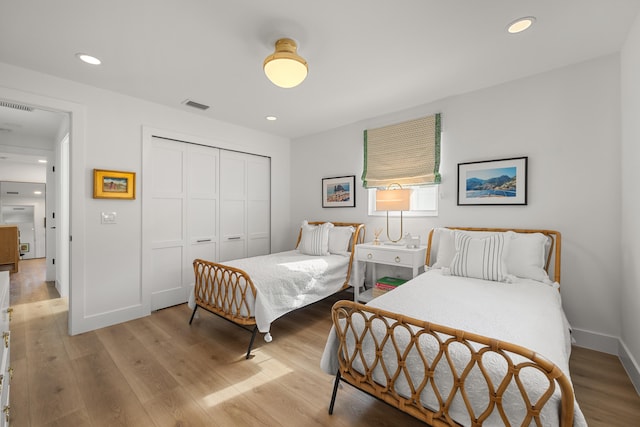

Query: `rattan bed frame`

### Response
(328, 227, 575, 426)
(190, 221, 365, 359)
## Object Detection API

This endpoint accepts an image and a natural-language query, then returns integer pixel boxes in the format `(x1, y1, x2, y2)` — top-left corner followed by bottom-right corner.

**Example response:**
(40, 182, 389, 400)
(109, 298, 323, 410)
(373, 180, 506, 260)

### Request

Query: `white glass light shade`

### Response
(507, 17, 536, 34)
(376, 189, 411, 211)
(263, 38, 308, 88)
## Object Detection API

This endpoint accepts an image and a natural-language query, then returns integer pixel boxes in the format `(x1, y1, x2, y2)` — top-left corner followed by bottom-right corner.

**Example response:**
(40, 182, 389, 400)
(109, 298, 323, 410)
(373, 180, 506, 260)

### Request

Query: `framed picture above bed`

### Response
(457, 157, 527, 205)
(322, 175, 356, 208)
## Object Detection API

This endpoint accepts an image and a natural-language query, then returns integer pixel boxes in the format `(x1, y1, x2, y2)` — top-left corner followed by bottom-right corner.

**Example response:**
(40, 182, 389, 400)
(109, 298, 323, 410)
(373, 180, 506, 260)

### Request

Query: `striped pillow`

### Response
(298, 221, 333, 256)
(449, 231, 510, 282)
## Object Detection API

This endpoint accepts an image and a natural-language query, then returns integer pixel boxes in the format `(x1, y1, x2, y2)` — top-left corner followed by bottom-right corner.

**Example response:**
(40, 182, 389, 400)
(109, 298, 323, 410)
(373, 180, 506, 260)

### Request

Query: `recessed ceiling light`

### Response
(38, 159, 47, 163)
(76, 53, 102, 65)
(34, 191, 42, 195)
(265, 116, 277, 121)
(507, 17, 536, 34)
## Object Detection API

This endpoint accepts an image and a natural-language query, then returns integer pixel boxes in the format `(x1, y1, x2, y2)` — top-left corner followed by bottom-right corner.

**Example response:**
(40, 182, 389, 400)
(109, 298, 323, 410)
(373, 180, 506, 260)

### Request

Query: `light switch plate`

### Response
(101, 212, 117, 224)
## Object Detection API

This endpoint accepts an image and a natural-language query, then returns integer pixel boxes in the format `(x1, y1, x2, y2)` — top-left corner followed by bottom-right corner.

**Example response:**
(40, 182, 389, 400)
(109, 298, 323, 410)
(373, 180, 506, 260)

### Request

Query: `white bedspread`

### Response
(190, 250, 354, 333)
(320, 269, 587, 426)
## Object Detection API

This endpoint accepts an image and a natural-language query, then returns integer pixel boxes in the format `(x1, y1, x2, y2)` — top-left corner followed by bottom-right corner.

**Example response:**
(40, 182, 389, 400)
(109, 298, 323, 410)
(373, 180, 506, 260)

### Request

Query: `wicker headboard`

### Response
(295, 221, 366, 252)
(426, 227, 562, 284)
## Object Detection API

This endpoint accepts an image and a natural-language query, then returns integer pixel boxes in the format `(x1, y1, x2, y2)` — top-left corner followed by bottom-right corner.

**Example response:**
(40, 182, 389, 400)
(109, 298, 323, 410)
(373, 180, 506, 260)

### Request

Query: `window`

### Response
(368, 185, 438, 217)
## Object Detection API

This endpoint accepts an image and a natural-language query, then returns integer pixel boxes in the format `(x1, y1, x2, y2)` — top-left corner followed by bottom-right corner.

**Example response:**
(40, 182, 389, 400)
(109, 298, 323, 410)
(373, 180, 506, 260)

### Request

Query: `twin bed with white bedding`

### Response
(189, 221, 365, 358)
(321, 227, 586, 426)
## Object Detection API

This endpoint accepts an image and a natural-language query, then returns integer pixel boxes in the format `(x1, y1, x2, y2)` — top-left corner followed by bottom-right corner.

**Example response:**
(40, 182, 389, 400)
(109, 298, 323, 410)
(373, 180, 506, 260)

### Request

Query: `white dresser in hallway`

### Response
(0, 271, 10, 426)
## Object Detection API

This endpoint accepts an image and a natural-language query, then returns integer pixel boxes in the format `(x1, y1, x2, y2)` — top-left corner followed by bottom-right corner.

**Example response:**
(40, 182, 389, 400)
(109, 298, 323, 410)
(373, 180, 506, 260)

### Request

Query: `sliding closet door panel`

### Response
(247, 156, 271, 257)
(220, 152, 247, 262)
(187, 145, 219, 268)
(148, 138, 188, 310)
(151, 198, 183, 242)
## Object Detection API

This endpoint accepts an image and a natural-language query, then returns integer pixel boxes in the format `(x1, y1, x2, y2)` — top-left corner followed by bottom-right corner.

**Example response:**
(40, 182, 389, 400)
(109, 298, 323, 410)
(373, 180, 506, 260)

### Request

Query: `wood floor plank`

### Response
(142, 385, 212, 427)
(72, 350, 153, 426)
(96, 323, 180, 404)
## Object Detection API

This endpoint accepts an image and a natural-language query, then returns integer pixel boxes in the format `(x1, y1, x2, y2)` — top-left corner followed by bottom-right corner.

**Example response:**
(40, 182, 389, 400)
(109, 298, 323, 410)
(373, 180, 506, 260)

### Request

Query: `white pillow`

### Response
(449, 231, 510, 282)
(328, 226, 355, 254)
(507, 232, 550, 282)
(432, 228, 497, 268)
(298, 221, 333, 256)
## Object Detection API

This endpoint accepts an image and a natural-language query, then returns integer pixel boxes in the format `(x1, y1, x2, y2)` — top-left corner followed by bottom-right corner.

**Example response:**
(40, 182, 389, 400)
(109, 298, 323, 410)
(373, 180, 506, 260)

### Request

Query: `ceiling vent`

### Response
(0, 101, 34, 112)
(182, 99, 210, 111)
(6, 191, 19, 195)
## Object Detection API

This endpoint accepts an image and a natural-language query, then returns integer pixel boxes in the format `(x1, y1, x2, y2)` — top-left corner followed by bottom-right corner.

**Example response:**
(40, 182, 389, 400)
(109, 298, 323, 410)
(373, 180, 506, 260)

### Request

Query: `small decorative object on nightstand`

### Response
(352, 242, 427, 303)
(372, 227, 383, 245)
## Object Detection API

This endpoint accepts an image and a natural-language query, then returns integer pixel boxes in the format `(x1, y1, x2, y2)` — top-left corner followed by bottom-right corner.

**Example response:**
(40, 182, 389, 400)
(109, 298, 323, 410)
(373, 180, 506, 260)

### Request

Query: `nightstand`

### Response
(352, 243, 427, 303)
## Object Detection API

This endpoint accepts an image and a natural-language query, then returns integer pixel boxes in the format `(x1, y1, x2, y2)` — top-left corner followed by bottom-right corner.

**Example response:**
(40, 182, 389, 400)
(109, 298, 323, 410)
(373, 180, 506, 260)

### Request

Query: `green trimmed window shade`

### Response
(362, 113, 441, 188)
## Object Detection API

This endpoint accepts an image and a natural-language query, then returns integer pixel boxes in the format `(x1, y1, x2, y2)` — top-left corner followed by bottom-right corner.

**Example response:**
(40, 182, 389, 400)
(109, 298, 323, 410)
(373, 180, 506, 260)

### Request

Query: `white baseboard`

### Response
(571, 327, 619, 354)
(619, 341, 640, 395)
(572, 327, 640, 394)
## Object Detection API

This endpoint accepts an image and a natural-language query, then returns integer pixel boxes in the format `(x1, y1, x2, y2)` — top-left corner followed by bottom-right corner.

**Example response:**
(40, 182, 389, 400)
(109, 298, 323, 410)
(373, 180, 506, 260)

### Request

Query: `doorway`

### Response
(0, 100, 69, 300)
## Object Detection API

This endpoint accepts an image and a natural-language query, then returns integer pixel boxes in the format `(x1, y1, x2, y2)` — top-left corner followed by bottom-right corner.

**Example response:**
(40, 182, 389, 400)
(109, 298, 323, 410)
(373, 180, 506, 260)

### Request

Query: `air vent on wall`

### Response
(0, 101, 34, 112)
(6, 191, 19, 195)
(182, 99, 210, 111)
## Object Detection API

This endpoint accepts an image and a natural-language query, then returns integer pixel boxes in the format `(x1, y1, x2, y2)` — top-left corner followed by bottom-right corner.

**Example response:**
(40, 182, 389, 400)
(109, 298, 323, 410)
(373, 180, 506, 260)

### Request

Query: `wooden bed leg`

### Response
(328, 370, 342, 415)
(245, 326, 258, 359)
(189, 305, 198, 324)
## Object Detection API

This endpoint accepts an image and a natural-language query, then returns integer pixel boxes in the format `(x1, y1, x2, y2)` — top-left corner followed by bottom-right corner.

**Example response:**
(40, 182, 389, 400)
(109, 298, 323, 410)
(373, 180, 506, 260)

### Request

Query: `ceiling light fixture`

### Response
(38, 159, 47, 163)
(76, 53, 102, 65)
(507, 17, 536, 34)
(265, 116, 277, 121)
(263, 38, 308, 88)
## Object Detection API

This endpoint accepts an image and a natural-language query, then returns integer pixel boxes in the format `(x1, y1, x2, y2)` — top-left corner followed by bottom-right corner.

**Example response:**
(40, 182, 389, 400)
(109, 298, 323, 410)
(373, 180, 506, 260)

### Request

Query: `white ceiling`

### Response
(0, 0, 638, 140)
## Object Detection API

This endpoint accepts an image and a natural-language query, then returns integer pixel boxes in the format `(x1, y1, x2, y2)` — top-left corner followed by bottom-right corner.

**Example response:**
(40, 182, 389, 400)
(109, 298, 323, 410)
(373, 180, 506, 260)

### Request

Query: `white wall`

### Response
(0, 161, 47, 182)
(292, 55, 622, 352)
(621, 13, 640, 390)
(0, 61, 291, 334)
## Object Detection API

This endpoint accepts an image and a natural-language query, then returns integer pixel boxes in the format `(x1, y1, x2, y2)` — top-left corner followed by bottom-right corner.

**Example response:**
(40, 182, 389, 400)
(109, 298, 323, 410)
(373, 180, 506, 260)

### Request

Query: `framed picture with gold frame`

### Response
(93, 169, 136, 199)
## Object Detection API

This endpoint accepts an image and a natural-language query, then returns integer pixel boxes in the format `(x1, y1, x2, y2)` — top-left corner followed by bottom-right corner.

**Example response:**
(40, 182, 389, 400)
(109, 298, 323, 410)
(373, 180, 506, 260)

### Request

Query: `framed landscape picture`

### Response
(457, 157, 527, 205)
(322, 175, 356, 208)
(93, 169, 136, 199)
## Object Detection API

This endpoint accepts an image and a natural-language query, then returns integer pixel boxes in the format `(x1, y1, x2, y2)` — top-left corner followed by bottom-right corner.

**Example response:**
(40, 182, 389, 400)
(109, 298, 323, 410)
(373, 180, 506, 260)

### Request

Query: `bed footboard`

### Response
(329, 300, 575, 427)
(191, 259, 258, 357)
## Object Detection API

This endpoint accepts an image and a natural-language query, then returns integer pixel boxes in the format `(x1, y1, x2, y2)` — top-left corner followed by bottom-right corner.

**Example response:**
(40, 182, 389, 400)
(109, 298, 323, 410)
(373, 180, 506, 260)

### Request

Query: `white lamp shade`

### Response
(376, 189, 411, 211)
(264, 38, 308, 88)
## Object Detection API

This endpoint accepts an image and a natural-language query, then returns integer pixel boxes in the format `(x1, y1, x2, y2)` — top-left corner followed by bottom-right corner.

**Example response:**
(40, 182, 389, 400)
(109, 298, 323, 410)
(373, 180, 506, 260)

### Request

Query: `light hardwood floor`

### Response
(8, 258, 640, 426)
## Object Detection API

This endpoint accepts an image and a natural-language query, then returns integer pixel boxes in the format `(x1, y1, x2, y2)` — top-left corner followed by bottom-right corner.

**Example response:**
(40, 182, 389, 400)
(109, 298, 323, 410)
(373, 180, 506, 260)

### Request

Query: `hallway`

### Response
(9, 258, 59, 305)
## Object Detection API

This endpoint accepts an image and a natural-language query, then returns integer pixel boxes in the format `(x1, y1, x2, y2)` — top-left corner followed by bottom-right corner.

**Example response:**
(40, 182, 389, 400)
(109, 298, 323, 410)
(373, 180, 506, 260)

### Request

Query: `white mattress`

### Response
(190, 250, 355, 333)
(320, 269, 587, 426)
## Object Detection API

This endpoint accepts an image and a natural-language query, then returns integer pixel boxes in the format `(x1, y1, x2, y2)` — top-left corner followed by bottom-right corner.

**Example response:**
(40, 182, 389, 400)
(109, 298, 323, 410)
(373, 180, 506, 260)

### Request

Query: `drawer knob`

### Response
(367, 253, 373, 259)
(395, 256, 401, 263)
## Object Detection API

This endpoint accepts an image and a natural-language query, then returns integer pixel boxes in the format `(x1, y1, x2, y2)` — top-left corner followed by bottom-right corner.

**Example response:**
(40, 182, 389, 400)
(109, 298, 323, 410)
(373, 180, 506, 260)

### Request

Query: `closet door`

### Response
(247, 155, 270, 257)
(145, 137, 219, 310)
(219, 151, 247, 262)
(146, 137, 188, 310)
(220, 151, 270, 262)
(187, 144, 219, 269)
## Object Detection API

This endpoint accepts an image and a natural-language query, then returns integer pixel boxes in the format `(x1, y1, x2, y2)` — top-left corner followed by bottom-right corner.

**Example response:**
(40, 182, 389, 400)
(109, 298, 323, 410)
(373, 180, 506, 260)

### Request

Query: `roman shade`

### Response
(362, 113, 441, 188)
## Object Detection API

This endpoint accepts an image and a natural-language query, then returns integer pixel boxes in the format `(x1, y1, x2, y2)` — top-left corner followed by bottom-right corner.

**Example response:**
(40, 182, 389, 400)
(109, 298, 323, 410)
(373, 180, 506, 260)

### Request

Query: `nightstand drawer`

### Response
(357, 248, 413, 267)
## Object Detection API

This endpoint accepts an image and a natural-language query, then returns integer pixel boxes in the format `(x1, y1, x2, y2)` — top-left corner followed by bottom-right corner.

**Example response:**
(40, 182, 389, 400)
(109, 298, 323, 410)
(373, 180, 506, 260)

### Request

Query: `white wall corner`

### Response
(619, 340, 640, 395)
(571, 328, 619, 355)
